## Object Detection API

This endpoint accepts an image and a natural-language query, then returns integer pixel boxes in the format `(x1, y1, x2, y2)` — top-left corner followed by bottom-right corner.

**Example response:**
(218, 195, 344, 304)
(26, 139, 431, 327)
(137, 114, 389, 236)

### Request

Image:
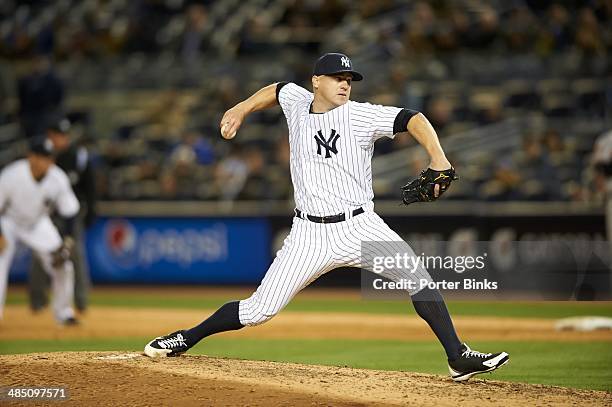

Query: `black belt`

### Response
(294, 207, 364, 224)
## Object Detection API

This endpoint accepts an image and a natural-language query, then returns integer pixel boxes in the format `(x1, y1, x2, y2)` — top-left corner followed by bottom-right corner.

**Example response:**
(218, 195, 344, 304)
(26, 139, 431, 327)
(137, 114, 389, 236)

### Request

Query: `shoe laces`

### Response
(462, 346, 491, 359)
(159, 333, 187, 350)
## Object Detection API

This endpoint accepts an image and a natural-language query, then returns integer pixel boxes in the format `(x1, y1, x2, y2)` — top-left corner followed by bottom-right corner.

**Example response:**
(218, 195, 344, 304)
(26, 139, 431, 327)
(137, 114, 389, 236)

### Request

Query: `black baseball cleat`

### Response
(144, 330, 191, 358)
(448, 343, 509, 382)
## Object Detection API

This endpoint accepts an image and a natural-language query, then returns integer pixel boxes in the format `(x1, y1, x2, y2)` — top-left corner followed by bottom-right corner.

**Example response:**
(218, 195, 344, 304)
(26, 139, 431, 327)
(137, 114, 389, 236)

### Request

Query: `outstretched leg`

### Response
(144, 219, 334, 357)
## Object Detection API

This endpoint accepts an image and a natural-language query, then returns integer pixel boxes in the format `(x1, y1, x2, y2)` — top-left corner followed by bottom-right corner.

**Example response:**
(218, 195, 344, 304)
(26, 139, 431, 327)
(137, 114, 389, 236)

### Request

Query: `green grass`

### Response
(6, 290, 612, 319)
(1, 338, 610, 391)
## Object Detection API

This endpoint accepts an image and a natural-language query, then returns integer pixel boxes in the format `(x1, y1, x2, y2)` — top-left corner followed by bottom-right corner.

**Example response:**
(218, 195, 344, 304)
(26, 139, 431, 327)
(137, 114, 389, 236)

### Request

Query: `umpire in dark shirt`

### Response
(29, 117, 95, 312)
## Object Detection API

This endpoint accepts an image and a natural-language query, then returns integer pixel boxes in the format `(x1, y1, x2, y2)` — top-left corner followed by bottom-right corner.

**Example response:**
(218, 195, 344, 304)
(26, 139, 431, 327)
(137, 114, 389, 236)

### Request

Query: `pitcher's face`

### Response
(312, 73, 353, 108)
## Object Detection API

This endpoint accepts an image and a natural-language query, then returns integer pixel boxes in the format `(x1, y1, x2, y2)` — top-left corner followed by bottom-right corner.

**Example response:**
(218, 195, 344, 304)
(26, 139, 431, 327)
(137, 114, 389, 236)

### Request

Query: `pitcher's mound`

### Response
(1, 352, 609, 406)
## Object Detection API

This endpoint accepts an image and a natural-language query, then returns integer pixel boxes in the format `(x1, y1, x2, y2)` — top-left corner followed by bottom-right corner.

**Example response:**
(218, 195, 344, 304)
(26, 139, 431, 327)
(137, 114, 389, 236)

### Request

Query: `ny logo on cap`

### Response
(340, 56, 351, 68)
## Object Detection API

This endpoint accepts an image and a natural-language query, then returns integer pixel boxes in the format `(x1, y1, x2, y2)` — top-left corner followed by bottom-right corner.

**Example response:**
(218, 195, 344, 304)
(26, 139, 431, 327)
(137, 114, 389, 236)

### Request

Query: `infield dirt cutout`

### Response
(1, 352, 611, 406)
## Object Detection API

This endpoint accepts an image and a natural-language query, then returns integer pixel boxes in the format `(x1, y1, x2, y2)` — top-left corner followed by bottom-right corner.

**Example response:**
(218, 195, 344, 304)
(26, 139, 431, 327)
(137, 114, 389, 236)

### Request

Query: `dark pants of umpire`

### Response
(29, 215, 90, 312)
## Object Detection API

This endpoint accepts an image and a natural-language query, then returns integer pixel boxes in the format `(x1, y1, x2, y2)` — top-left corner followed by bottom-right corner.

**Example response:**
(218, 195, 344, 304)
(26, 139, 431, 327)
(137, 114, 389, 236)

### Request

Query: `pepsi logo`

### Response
(105, 219, 136, 255)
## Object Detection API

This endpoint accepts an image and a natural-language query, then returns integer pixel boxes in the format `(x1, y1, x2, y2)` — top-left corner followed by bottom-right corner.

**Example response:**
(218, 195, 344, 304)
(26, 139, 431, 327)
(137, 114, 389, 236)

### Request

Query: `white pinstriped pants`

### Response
(238, 210, 431, 326)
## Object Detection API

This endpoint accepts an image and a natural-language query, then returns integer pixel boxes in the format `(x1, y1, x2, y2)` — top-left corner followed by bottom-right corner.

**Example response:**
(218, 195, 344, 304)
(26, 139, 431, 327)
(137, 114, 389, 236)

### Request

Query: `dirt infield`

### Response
(1, 304, 611, 342)
(1, 352, 610, 406)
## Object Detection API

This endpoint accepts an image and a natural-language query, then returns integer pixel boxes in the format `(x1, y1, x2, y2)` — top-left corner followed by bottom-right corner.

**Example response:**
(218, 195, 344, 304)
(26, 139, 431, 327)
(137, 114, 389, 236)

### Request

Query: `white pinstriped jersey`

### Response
(278, 82, 402, 216)
(0, 159, 79, 228)
(238, 83, 433, 326)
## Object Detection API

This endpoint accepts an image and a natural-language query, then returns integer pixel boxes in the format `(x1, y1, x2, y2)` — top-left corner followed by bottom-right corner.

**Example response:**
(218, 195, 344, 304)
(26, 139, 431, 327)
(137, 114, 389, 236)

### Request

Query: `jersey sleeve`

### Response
(370, 104, 404, 141)
(352, 102, 403, 142)
(55, 169, 80, 218)
(277, 82, 313, 118)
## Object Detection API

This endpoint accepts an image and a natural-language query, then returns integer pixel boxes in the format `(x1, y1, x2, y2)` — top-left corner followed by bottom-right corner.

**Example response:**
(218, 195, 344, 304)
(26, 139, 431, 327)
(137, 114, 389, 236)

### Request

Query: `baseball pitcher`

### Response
(144, 53, 509, 381)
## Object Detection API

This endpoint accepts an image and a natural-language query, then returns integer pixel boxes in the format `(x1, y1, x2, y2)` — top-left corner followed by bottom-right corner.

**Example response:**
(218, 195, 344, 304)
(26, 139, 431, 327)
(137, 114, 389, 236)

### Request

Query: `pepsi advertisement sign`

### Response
(87, 217, 270, 284)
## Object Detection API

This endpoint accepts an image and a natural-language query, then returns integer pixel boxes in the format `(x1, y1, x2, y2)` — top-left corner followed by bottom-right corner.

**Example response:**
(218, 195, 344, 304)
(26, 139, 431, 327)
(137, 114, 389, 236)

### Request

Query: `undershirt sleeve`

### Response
(393, 108, 420, 134)
(275, 82, 289, 104)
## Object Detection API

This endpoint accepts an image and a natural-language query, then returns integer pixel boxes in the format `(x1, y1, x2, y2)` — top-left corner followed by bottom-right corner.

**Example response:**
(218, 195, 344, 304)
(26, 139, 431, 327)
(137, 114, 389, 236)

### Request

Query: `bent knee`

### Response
(238, 297, 280, 326)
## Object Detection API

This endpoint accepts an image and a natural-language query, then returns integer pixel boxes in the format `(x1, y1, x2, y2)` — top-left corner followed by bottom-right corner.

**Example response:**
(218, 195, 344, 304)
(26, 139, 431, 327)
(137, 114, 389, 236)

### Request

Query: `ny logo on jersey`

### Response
(314, 129, 340, 158)
(340, 56, 351, 68)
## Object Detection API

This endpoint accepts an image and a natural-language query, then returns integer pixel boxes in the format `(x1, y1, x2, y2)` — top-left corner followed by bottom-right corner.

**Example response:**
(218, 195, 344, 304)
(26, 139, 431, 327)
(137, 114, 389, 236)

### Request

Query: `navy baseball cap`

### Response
(313, 53, 363, 81)
(29, 136, 55, 157)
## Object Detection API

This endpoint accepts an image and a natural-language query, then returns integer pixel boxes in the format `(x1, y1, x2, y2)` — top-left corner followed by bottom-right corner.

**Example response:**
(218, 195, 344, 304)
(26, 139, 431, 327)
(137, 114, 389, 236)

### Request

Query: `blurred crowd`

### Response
(0, 0, 610, 203)
(1, 0, 610, 60)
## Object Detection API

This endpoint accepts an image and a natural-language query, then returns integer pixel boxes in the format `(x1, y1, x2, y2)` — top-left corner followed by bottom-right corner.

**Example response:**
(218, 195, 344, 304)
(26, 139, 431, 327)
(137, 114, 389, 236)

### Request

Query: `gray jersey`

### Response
(278, 83, 401, 216)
